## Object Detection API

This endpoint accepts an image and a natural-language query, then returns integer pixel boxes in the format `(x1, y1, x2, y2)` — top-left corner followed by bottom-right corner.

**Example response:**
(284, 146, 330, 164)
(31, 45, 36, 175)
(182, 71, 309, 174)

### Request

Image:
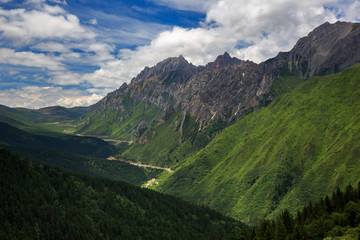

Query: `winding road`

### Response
(107, 156, 173, 173)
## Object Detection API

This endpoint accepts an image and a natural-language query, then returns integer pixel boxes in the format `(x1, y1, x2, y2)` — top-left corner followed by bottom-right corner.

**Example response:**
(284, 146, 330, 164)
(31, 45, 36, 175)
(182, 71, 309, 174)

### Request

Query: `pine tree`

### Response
(344, 184, 355, 203)
(325, 195, 333, 214)
(274, 219, 287, 240)
(280, 209, 293, 233)
(258, 219, 274, 240)
(292, 223, 303, 240)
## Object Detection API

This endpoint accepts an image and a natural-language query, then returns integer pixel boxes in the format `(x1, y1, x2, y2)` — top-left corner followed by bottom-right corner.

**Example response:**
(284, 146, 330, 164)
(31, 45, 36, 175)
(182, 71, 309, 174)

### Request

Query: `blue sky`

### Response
(0, 0, 359, 109)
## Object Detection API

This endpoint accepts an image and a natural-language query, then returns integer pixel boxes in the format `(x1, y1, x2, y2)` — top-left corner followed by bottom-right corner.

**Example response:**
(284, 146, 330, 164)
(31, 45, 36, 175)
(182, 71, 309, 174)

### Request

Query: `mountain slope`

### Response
(0, 121, 114, 158)
(0, 104, 88, 134)
(156, 63, 360, 224)
(76, 56, 201, 140)
(79, 21, 360, 138)
(0, 148, 244, 239)
(75, 22, 360, 174)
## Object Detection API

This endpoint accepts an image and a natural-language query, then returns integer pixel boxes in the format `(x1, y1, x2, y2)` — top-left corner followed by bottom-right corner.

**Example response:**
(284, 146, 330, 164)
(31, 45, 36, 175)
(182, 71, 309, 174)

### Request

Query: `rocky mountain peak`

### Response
(92, 21, 360, 132)
(206, 52, 242, 69)
(132, 55, 196, 84)
(288, 21, 360, 77)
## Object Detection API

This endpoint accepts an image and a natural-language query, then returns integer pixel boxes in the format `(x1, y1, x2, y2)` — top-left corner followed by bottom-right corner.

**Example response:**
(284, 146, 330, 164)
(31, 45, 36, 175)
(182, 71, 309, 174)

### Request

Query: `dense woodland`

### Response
(0, 148, 244, 239)
(232, 184, 360, 240)
(0, 121, 161, 186)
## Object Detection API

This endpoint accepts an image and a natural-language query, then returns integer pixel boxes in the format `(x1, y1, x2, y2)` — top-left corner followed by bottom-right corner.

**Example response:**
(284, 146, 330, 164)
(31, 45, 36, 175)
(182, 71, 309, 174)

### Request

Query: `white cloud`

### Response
(31, 42, 70, 52)
(81, 0, 343, 88)
(0, 48, 64, 70)
(0, 0, 358, 109)
(0, 86, 103, 109)
(0, 5, 95, 45)
(89, 18, 97, 25)
(335, 1, 360, 21)
(56, 93, 103, 107)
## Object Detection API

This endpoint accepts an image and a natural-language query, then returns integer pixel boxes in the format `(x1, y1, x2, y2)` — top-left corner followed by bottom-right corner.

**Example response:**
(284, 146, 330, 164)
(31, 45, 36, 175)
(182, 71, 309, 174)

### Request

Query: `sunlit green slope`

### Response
(156, 63, 360, 224)
(76, 96, 163, 140)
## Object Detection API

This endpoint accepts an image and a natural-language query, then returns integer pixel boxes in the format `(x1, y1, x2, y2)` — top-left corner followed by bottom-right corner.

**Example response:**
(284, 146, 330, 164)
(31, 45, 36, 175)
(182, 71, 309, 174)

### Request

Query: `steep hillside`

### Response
(76, 56, 201, 140)
(121, 111, 230, 168)
(0, 148, 244, 239)
(75, 22, 360, 178)
(0, 122, 163, 185)
(156, 63, 360, 224)
(0, 122, 114, 158)
(251, 184, 360, 240)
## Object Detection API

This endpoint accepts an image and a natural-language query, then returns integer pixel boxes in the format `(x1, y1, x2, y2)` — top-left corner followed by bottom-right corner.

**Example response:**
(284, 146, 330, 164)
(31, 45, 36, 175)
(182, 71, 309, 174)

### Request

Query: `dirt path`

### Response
(103, 139, 133, 145)
(144, 178, 158, 188)
(75, 134, 132, 145)
(107, 156, 173, 173)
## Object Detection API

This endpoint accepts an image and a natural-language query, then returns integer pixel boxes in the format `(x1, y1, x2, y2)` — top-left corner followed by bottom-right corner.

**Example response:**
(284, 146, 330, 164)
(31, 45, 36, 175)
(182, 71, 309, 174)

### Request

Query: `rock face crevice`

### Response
(90, 21, 360, 129)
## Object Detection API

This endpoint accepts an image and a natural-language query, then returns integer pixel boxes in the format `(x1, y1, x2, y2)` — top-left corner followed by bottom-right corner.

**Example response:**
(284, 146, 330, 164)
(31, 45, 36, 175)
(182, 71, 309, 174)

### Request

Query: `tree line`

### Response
(232, 182, 360, 240)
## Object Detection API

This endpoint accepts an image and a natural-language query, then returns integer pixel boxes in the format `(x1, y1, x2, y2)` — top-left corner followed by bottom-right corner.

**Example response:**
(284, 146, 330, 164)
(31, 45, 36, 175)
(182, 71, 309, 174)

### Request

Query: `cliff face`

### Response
(285, 21, 360, 78)
(95, 55, 201, 113)
(84, 21, 360, 135)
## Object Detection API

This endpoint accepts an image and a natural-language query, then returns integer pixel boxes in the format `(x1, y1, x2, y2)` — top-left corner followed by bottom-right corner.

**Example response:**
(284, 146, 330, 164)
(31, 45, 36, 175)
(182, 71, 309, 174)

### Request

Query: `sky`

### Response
(0, 0, 359, 109)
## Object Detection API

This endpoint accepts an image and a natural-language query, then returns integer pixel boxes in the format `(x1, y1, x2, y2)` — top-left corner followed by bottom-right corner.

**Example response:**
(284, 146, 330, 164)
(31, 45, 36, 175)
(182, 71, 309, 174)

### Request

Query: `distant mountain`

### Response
(0, 121, 113, 158)
(0, 104, 88, 124)
(0, 122, 163, 185)
(78, 21, 360, 139)
(35, 105, 89, 121)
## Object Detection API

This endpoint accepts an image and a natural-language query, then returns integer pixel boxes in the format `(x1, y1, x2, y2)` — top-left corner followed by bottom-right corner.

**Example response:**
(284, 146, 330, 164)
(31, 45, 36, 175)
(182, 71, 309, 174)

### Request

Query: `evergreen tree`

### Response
(325, 195, 333, 214)
(280, 209, 293, 234)
(274, 219, 287, 240)
(292, 224, 303, 240)
(258, 219, 274, 240)
(344, 184, 355, 203)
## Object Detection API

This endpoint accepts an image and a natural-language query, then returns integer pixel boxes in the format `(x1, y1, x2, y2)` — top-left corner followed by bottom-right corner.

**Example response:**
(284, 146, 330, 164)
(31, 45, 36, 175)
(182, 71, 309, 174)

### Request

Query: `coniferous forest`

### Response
(232, 184, 360, 240)
(2, 147, 360, 239)
(0, 148, 245, 240)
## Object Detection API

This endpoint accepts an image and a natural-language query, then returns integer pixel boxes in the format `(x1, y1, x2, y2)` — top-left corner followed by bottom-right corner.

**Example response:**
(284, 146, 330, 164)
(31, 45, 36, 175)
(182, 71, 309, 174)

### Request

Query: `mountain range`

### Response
(1, 21, 360, 230)
(75, 21, 360, 223)
(79, 21, 360, 137)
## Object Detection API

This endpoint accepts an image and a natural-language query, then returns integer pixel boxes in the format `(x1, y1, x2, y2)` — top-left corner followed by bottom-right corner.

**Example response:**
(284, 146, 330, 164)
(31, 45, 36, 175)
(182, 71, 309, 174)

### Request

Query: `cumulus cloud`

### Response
(0, 0, 359, 109)
(82, 0, 344, 88)
(0, 4, 95, 45)
(334, 0, 360, 21)
(0, 86, 103, 109)
(0, 48, 64, 70)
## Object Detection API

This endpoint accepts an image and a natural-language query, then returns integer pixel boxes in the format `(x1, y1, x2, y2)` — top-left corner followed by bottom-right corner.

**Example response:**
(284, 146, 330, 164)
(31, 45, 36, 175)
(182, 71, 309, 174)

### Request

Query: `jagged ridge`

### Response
(78, 21, 360, 140)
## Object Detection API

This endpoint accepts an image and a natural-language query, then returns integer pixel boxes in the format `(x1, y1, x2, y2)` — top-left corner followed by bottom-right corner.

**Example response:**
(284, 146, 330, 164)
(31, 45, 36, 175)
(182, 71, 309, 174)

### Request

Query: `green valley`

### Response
(155, 63, 360, 223)
(0, 148, 244, 239)
(0, 122, 162, 186)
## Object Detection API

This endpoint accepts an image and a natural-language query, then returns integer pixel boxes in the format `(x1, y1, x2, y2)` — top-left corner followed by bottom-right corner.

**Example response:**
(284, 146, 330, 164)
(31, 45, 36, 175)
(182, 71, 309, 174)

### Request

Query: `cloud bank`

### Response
(0, 0, 359, 108)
